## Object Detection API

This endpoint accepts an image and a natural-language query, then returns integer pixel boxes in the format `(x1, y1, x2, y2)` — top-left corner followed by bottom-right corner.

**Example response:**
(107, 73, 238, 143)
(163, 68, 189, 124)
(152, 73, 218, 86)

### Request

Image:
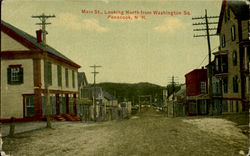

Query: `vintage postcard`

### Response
(0, 0, 249, 155)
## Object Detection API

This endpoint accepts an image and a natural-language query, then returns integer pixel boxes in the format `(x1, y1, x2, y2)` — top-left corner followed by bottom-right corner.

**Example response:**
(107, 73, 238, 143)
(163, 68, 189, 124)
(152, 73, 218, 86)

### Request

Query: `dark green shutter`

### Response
(47, 62, 52, 85)
(7, 68, 11, 84)
(57, 65, 62, 86)
(19, 67, 23, 83)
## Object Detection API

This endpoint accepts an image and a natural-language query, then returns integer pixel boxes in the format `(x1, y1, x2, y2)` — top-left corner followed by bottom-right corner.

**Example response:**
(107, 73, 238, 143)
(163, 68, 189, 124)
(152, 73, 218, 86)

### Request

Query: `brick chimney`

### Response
(36, 29, 42, 43)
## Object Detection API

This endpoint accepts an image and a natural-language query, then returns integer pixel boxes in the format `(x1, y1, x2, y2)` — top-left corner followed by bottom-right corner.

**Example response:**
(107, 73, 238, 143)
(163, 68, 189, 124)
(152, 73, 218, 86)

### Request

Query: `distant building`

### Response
(185, 68, 209, 116)
(77, 72, 91, 117)
(1, 21, 81, 121)
(214, 0, 249, 113)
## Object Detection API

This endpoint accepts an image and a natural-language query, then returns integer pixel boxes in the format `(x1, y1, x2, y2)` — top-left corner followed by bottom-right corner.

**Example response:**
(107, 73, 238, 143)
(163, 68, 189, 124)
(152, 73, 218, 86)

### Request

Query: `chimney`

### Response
(36, 29, 42, 43)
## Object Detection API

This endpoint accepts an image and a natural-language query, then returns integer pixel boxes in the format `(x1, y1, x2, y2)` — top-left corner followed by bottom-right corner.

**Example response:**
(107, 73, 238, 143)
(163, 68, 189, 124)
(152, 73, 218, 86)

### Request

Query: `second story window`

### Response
(65, 68, 69, 88)
(231, 25, 236, 41)
(57, 65, 62, 86)
(233, 51, 237, 66)
(72, 70, 75, 88)
(215, 57, 219, 72)
(7, 65, 23, 84)
(221, 35, 226, 48)
(200, 82, 206, 94)
(233, 76, 238, 93)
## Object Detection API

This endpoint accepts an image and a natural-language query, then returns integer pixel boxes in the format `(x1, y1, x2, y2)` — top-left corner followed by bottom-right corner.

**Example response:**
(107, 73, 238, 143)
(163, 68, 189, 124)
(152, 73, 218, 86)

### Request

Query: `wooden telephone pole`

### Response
(90, 65, 102, 121)
(192, 10, 219, 115)
(168, 76, 178, 117)
(32, 13, 55, 128)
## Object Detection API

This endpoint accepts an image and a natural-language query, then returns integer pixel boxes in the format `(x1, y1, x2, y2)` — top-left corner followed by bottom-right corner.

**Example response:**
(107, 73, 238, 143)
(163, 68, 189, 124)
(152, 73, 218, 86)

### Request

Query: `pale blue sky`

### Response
(2, 0, 222, 86)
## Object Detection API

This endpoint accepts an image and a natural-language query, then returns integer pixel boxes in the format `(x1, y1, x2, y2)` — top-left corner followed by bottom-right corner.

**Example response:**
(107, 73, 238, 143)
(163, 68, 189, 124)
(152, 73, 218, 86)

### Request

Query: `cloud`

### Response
(54, 12, 108, 32)
(154, 17, 186, 33)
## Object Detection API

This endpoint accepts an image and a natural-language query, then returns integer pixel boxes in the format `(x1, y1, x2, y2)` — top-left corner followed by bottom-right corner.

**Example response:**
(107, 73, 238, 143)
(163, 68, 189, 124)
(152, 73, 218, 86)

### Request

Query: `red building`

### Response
(185, 67, 209, 116)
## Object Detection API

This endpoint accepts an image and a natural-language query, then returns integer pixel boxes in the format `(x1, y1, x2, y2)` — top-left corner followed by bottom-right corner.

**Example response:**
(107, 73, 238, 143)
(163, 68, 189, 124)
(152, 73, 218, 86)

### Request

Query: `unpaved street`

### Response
(3, 109, 248, 156)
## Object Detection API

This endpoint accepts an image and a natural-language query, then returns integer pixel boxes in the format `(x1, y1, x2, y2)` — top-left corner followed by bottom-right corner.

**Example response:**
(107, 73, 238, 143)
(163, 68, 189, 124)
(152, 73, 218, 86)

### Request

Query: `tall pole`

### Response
(205, 10, 213, 115)
(90, 65, 102, 121)
(172, 76, 175, 117)
(192, 10, 219, 115)
(32, 13, 55, 128)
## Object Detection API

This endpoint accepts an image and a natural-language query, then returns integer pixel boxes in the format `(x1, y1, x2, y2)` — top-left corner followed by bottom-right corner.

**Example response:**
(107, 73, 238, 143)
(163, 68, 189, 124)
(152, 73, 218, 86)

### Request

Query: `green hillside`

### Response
(96, 82, 166, 104)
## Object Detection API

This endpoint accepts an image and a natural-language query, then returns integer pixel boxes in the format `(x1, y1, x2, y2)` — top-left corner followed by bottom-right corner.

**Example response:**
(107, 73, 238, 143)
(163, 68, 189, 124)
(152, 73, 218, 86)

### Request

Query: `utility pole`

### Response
(168, 76, 178, 117)
(90, 65, 102, 122)
(32, 13, 55, 128)
(192, 10, 219, 115)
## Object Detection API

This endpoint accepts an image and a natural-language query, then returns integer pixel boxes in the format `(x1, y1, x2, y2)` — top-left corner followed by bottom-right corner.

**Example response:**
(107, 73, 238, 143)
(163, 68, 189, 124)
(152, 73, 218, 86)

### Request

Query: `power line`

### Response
(192, 9, 219, 116)
(197, 46, 219, 68)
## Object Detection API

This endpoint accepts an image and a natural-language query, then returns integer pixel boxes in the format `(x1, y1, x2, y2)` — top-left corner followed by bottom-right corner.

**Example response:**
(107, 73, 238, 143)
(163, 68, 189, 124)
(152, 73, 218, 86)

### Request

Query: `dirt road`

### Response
(3, 108, 248, 156)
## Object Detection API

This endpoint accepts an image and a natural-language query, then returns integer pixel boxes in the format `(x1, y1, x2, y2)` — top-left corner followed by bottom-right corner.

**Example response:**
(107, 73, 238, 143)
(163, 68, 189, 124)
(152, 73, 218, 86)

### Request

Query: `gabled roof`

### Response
(217, 0, 249, 34)
(78, 72, 88, 87)
(103, 91, 117, 100)
(1, 20, 80, 68)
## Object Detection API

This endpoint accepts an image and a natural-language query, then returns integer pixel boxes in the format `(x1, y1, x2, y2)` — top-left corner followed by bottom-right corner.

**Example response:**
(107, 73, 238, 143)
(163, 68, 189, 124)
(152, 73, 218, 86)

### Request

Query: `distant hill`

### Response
(96, 82, 166, 104)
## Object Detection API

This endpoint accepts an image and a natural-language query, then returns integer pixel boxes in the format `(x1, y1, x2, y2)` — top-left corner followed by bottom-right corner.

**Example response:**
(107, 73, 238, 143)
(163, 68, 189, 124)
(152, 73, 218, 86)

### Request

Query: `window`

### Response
(25, 96, 34, 117)
(7, 65, 23, 84)
(223, 77, 228, 93)
(221, 55, 228, 73)
(221, 35, 226, 48)
(200, 82, 206, 94)
(233, 51, 237, 66)
(72, 70, 75, 88)
(57, 65, 62, 86)
(225, 8, 230, 22)
(231, 25, 236, 41)
(65, 68, 69, 87)
(233, 76, 238, 93)
(45, 62, 52, 85)
(216, 82, 219, 93)
(215, 57, 219, 71)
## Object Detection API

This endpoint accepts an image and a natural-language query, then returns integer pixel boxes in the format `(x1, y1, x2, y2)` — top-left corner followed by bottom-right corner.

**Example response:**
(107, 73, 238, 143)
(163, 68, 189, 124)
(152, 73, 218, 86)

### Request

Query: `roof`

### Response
(176, 84, 186, 96)
(103, 91, 117, 100)
(176, 88, 186, 96)
(185, 68, 207, 77)
(1, 20, 80, 68)
(78, 72, 88, 87)
(217, 0, 249, 34)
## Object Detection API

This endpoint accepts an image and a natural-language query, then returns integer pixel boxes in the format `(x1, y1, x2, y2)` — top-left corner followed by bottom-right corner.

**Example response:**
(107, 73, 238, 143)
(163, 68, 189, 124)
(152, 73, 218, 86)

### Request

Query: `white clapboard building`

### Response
(1, 20, 81, 121)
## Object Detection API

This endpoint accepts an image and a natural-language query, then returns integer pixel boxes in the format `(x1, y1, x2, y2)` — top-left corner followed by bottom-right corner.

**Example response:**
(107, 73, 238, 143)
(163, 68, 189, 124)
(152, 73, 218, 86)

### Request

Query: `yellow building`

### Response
(214, 0, 249, 113)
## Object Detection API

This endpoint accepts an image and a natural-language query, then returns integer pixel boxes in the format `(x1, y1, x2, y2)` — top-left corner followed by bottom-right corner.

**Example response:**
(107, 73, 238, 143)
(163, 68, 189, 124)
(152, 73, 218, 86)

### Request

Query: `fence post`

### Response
(9, 117, 15, 137)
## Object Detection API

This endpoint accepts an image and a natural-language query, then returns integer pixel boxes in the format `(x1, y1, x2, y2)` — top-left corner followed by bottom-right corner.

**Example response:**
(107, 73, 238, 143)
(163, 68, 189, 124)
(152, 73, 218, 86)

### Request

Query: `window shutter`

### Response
(19, 67, 24, 83)
(47, 62, 52, 85)
(7, 68, 11, 84)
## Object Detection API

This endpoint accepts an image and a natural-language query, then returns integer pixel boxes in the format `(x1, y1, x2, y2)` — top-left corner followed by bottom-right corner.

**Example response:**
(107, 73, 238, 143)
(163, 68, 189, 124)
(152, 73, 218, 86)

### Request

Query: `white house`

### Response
(1, 21, 81, 121)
